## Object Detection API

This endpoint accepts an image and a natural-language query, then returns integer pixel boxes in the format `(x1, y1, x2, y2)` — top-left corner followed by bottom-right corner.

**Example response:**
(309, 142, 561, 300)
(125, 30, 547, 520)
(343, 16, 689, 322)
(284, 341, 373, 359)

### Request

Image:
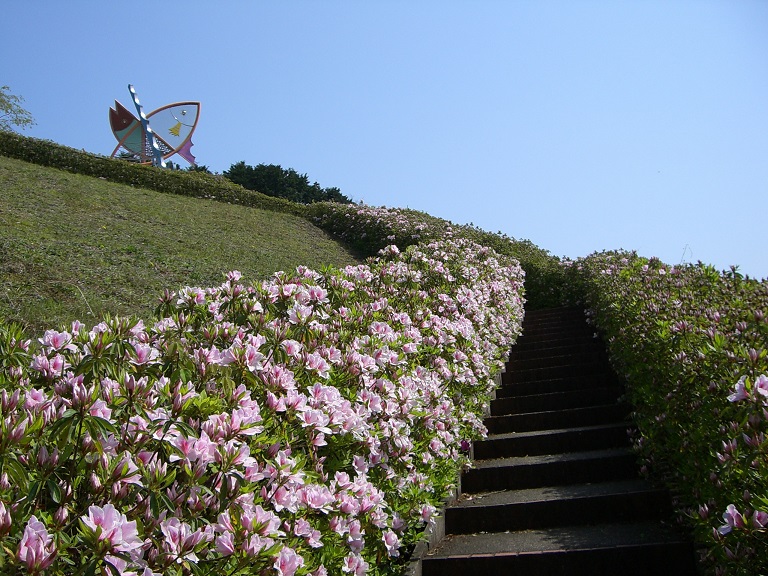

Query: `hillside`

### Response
(0, 155, 361, 335)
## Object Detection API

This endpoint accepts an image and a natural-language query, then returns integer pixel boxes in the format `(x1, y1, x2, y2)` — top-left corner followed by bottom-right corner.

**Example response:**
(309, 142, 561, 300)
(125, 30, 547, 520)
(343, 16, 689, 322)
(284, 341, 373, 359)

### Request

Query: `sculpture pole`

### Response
(127, 84, 166, 168)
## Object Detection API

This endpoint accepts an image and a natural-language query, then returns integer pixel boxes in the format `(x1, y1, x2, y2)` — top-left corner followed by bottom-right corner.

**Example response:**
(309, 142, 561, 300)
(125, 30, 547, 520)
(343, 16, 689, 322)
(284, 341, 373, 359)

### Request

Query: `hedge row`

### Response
(0, 238, 525, 575)
(564, 251, 768, 575)
(306, 202, 566, 309)
(0, 132, 306, 217)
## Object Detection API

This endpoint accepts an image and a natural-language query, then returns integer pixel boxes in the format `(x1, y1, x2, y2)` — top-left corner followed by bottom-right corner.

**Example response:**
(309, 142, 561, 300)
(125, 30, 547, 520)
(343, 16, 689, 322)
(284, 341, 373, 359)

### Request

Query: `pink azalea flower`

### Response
(342, 553, 369, 575)
(129, 343, 160, 365)
(273, 546, 304, 576)
(160, 517, 211, 564)
(39, 329, 76, 352)
(18, 515, 57, 573)
(215, 531, 236, 556)
(718, 504, 746, 535)
(24, 388, 49, 411)
(728, 376, 749, 402)
(382, 529, 400, 557)
(81, 504, 143, 553)
(281, 339, 303, 357)
(90, 399, 112, 420)
(755, 374, 768, 400)
(0, 501, 11, 537)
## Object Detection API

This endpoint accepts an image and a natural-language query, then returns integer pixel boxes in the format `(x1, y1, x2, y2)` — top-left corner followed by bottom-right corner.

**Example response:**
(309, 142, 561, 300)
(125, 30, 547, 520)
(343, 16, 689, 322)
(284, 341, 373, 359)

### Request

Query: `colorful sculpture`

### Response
(109, 85, 200, 166)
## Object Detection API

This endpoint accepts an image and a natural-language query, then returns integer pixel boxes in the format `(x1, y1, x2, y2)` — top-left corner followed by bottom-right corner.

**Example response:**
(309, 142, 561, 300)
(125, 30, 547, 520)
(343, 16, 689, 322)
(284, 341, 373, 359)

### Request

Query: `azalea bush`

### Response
(0, 238, 524, 576)
(307, 202, 565, 308)
(564, 251, 768, 575)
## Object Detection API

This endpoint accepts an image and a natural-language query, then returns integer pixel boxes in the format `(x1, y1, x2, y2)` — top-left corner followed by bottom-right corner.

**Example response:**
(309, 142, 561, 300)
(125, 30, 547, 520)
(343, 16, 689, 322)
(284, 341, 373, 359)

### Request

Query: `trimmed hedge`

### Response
(306, 202, 566, 310)
(564, 251, 768, 575)
(0, 132, 307, 217)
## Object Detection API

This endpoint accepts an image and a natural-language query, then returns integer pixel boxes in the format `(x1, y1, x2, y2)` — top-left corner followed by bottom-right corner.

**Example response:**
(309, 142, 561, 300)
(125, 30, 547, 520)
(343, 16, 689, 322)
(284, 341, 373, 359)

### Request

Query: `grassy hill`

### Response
(0, 155, 361, 335)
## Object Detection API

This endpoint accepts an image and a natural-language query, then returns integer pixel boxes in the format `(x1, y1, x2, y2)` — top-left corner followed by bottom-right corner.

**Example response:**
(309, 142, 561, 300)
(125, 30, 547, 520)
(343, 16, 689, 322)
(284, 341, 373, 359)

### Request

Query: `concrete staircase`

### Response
(421, 307, 699, 575)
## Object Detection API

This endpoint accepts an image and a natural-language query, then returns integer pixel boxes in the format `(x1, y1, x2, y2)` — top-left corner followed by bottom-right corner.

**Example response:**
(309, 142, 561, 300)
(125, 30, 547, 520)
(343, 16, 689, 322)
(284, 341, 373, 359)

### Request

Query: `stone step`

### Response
(505, 361, 608, 383)
(490, 387, 624, 415)
(515, 329, 595, 346)
(473, 423, 631, 459)
(422, 522, 698, 576)
(521, 308, 589, 326)
(461, 448, 638, 493)
(506, 350, 608, 372)
(507, 340, 606, 362)
(496, 373, 620, 397)
(520, 322, 595, 340)
(485, 404, 630, 434)
(445, 479, 672, 534)
(525, 307, 584, 317)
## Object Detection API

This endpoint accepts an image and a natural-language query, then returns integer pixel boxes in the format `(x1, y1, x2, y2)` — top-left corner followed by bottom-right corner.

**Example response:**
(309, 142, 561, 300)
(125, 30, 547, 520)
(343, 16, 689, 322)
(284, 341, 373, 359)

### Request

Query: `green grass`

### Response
(0, 156, 361, 336)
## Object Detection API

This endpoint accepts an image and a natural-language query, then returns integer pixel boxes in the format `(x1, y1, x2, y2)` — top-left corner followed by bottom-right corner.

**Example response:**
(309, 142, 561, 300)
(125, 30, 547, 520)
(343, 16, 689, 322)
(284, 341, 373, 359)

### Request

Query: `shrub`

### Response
(0, 238, 524, 575)
(565, 251, 768, 575)
(306, 203, 564, 309)
(0, 132, 306, 217)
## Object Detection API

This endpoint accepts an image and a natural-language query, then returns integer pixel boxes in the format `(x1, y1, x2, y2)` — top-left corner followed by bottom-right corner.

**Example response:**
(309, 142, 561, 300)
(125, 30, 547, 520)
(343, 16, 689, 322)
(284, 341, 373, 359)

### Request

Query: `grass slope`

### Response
(0, 156, 361, 335)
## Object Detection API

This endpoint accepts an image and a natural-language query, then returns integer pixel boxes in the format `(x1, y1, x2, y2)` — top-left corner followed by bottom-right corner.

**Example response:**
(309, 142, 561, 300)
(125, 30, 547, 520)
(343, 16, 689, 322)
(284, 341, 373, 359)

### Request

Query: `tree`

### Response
(0, 86, 35, 132)
(223, 161, 352, 204)
(186, 164, 212, 174)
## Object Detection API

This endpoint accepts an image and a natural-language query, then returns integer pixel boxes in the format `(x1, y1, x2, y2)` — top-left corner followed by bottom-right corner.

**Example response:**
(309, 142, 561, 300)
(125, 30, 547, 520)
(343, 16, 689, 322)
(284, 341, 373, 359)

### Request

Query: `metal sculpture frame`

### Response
(109, 84, 200, 166)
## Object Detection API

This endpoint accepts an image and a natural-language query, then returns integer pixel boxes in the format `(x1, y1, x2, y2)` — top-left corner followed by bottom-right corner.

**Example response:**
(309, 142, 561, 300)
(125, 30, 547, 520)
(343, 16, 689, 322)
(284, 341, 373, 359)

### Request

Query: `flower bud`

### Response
(0, 501, 11, 536)
(53, 506, 68, 526)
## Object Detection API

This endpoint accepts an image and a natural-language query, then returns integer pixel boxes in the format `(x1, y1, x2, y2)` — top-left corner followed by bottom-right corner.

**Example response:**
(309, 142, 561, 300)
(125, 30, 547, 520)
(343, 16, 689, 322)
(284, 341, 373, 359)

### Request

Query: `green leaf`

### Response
(47, 477, 62, 504)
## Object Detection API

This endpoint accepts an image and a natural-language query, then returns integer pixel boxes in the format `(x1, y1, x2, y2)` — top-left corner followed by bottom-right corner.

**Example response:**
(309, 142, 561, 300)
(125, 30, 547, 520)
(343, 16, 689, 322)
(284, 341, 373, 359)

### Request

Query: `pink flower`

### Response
(753, 510, 768, 529)
(18, 515, 57, 573)
(215, 531, 236, 556)
(39, 329, 76, 352)
(382, 529, 400, 557)
(89, 399, 113, 420)
(305, 353, 331, 379)
(81, 504, 143, 553)
(129, 343, 160, 365)
(718, 504, 746, 535)
(0, 501, 11, 537)
(342, 553, 369, 575)
(273, 546, 305, 576)
(728, 376, 749, 402)
(281, 339, 303, 357)
(160, 517, 211, 564)
(755, 374, 768, 400)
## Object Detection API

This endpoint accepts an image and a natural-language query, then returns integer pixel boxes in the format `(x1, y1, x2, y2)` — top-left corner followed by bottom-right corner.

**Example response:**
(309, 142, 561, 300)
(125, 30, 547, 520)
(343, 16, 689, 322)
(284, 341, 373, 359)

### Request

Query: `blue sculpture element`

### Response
(127, 84, 165, 168)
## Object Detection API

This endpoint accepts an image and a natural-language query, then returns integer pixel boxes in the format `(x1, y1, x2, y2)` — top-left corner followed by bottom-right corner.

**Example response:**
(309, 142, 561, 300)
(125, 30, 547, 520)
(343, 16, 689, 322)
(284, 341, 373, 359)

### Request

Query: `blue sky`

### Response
(3, 1, 767, 278)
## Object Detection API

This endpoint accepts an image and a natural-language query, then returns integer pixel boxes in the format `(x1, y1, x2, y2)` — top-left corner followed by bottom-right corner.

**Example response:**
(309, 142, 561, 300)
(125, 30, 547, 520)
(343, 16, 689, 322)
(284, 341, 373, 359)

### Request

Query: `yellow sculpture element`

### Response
(169, 121, 182, 137)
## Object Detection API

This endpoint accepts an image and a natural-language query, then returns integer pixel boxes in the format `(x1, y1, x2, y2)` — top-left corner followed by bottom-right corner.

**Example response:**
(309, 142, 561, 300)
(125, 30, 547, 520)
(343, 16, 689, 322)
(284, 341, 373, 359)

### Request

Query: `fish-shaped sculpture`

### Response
(109, 98, 200, 165)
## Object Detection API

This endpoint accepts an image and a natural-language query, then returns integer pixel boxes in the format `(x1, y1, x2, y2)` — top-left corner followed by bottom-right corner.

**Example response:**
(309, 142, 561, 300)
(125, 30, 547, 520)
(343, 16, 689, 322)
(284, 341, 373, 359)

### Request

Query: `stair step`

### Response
(491, 387, 623, 415)
(496, 373, 620, 397)
(514, 333, 597, 350)
(507, 351, 608, 372)
(523, 307, 584, 320)
(422, 522, 698, 576)
(507, 341, 605, 362)
(461, 448, 638, 493)
(485, 404, 630, 434)
(473, 423, 631, 459)
(506, 362, 608, 383)
(520, 323, 595, 338)
(445, 479, 672, 534)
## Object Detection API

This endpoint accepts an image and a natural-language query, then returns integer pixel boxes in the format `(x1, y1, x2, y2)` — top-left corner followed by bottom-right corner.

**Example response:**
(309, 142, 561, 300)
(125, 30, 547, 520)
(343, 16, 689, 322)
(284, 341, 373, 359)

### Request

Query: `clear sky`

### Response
(3, 1, 767, 278)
